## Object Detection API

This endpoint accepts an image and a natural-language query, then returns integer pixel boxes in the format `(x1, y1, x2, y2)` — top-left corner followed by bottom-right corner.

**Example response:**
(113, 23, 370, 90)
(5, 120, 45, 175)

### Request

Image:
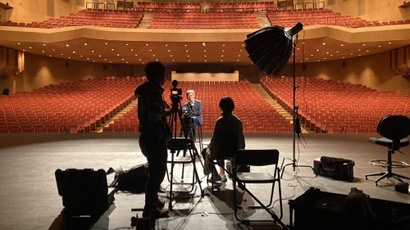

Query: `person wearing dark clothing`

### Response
(135, 61, 170, 219)
(202, 96, 245, 183)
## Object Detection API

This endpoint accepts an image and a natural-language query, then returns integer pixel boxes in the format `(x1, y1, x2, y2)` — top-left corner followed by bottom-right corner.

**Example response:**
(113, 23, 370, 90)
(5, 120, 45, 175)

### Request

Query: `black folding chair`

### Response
(232, 149, 285, 227)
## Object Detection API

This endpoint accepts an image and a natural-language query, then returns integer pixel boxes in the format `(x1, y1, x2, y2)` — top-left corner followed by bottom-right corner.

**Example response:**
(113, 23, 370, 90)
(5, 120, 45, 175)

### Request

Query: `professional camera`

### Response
(170, 80, 182, 108)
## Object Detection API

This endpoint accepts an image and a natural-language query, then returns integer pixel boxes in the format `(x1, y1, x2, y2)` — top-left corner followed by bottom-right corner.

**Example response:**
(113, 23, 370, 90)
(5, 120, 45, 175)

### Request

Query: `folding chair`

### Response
(232, 149, 285, 227)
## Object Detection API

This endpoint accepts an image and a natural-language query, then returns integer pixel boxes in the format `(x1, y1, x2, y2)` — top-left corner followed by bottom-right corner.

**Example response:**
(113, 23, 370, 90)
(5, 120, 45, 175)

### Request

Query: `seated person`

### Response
(182, 89, 203, 140)
(202, 96, 245, 183)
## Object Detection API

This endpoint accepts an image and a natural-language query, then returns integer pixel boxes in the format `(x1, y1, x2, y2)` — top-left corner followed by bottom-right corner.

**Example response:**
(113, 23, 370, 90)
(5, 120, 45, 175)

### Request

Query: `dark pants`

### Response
(139, 132, 167, 210)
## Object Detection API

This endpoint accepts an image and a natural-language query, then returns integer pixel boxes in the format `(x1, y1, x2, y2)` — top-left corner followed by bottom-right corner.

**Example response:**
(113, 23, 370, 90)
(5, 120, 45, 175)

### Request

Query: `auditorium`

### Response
(0, 0, 409, 229)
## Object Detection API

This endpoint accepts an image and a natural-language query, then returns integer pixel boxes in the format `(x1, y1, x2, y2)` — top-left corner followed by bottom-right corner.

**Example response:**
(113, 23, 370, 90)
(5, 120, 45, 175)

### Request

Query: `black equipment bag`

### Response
(109, 163, 148, 193)
(314, 156, 355, 181)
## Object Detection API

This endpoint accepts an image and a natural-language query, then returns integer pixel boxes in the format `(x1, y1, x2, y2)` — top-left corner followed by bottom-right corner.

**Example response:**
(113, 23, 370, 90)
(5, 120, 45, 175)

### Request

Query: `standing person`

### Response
(182, 89, 203, 140)
(202, 96, 245, 183)
(135, 61, 170, 219)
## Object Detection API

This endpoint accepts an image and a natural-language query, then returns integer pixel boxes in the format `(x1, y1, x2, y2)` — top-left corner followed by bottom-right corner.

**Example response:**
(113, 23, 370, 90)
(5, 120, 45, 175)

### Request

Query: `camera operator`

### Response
(182, 89, 203, 141)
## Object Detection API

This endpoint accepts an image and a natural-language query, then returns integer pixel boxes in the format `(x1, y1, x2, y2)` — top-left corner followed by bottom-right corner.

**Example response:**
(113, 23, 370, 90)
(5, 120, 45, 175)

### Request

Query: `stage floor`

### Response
(0, 133, 409, 230)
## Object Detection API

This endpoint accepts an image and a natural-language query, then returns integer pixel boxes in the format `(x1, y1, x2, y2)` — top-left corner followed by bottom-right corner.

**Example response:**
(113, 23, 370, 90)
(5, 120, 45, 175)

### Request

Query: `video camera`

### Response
(170, 80, 182, 110)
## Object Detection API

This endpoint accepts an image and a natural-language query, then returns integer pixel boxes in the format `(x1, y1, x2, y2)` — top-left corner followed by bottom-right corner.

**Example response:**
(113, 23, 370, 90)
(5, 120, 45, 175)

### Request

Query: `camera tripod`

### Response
(165, 85, 204, 210)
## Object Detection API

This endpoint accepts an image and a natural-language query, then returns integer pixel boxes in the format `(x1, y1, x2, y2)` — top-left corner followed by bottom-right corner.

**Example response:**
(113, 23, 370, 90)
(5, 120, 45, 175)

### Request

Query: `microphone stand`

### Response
(281, 34, 315, 178)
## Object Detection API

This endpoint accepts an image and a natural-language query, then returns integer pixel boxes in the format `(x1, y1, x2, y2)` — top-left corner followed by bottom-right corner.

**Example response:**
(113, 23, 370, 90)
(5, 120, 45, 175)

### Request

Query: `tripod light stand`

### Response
(244, 22, 315, 177)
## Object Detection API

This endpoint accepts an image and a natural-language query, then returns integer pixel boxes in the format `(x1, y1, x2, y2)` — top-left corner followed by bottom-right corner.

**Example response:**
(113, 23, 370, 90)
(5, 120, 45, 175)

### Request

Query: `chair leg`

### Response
(391, 172, 410, 182)
(366, 171, 410, 186)
(366, 148, 410, 186)
(232, 180, 285, 227)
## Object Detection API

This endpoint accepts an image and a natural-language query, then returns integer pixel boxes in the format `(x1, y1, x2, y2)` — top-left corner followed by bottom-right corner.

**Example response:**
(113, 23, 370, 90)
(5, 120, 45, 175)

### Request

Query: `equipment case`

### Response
(55, 168, 115, 217)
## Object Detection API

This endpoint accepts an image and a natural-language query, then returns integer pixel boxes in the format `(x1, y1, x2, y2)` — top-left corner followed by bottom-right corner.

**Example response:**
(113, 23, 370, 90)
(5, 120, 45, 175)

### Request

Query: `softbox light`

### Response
(245, 22, 303, 76)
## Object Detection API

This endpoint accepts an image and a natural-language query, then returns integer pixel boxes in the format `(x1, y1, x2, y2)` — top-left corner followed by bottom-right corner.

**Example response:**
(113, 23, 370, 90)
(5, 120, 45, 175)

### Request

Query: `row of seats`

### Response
(103, 79, 293, 134)
(0, 77, 144, 134)
(0, 10, 143, 28)
(260, 76, 410, 134)
(132, 1, 276, 12)
(2, 6, 400, 30)
(267, 9, 382, 28)
(148, 11, 259, 29)
(2, 76, 408, 134)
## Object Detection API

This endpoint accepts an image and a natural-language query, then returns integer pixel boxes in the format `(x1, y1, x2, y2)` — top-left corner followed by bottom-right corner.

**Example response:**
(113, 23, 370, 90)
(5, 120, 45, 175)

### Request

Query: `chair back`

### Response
(377, 115, 410, 147)
(235, 149, 279, 166)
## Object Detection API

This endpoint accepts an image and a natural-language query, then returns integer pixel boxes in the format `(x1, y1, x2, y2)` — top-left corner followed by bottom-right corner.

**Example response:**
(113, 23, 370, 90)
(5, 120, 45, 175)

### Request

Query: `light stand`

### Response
(243, 22, 315, 179)
(280, 35, 315, 178)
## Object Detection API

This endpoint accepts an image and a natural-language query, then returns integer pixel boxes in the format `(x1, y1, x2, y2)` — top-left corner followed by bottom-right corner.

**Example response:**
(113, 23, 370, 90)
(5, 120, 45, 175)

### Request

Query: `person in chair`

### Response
(202, 96, 245, 183)
(182, 89, 203, 141)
